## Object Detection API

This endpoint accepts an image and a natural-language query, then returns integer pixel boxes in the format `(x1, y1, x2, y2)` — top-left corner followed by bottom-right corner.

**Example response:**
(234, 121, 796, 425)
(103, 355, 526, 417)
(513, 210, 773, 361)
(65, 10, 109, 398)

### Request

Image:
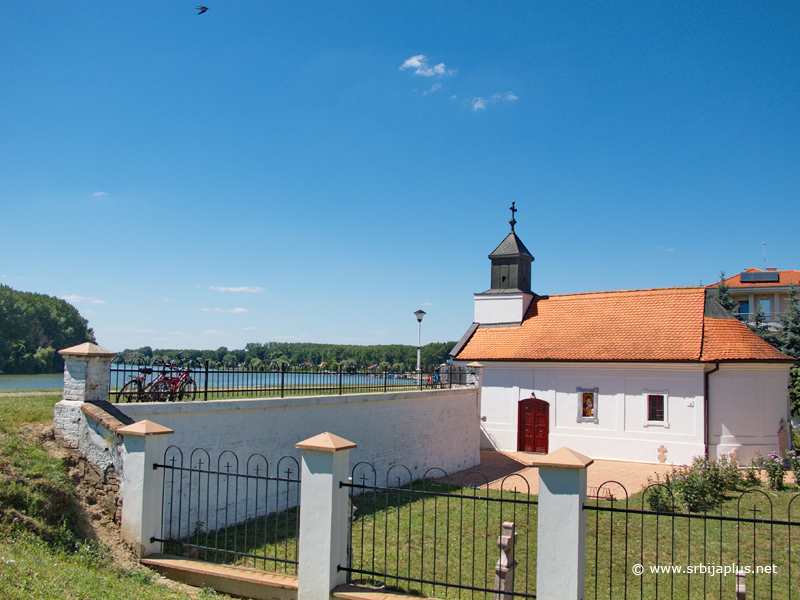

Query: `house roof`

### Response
(706, 269, 800, 290)
(454, 287, 794, 363)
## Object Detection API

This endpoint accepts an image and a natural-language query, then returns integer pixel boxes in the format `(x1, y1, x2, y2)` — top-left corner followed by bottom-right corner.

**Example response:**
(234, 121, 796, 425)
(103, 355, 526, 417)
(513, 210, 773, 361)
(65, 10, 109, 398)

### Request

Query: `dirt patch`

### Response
(29, 422, 218, 597)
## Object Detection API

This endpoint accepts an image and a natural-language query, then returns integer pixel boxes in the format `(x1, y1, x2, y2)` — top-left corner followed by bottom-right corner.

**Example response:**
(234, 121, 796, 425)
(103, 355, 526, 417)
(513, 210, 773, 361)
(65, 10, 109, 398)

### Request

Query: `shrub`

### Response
(753, 451, 786, 491)
(787, 449, 800, 476)
(643, 454, 745, 513)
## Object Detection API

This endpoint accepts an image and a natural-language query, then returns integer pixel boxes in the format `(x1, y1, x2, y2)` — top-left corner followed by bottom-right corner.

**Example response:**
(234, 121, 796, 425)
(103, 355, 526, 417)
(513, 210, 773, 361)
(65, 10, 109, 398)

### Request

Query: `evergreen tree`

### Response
(747, 300, 769, 337)
(778, 284, 800, 416)
(780, 284, 800, 359)
(714, 271, 736, 313)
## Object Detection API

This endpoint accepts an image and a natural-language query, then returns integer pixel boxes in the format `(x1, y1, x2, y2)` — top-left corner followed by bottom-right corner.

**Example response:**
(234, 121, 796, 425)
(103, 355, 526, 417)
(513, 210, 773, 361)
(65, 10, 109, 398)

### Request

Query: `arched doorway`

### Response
(517, 397, 549, 453)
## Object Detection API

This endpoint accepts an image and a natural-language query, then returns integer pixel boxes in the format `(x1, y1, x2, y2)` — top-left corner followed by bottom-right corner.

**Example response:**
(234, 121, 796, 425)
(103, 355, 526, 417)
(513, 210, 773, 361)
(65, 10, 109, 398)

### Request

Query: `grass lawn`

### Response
(586, 485, 800, 600)
(0, 392, 231, 599)
(208, 472, 800, 600)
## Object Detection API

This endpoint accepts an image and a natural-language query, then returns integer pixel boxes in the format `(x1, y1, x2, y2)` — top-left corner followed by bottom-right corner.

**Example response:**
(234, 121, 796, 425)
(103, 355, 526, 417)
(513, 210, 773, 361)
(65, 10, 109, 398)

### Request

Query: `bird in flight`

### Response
(197, 6, 208, 15)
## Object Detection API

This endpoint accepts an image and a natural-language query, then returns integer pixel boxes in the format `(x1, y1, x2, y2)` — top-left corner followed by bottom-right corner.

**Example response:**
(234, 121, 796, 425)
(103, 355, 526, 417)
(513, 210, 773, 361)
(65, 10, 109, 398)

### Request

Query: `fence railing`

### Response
(341, 463, 538, 600)
(585, 481, 800, 600)
(152, 446, 301, 574)
(109, 356, 471, 403)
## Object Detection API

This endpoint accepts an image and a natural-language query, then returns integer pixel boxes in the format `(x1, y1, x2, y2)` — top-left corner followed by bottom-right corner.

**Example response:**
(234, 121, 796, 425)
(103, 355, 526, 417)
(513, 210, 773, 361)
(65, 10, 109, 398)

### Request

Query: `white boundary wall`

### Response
(470, 361, 791, 465)
(118, 387, 481, 479)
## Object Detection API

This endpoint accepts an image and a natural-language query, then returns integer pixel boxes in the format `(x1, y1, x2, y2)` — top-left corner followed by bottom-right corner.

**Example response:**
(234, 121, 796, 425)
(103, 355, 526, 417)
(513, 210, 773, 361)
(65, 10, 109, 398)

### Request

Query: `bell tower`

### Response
(474, 203, 536, 326)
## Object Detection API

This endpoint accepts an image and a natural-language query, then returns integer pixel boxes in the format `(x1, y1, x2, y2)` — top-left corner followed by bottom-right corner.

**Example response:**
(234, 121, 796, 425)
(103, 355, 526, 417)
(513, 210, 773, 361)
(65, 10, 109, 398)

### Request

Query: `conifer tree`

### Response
(779, 284, 800, 416)
(780, 284, 800, 359)
(714, 271, 736, 313)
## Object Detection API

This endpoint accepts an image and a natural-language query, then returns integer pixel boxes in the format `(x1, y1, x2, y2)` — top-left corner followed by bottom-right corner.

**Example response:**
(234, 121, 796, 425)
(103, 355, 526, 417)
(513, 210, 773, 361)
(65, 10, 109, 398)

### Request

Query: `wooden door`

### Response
(518, 397, 549, 453)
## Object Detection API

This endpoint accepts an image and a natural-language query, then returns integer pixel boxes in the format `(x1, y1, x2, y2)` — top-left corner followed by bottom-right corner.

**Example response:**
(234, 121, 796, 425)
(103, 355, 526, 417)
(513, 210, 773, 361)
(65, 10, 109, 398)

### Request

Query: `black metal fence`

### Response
(585, 481, 800, 599)
(153, 446, 301, 575)
(341, 463, 538, 600)
(109, 356, 471, 403)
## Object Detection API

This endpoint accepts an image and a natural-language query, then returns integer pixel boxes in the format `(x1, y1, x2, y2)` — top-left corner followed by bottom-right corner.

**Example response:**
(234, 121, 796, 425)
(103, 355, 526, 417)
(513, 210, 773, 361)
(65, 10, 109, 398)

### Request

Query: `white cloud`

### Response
(469, 92, 517, 111)
(244, 327, 256, 331)
(400, 55, 456, 77)
(654, 246, 675, 253)
(471, 97, 487, 111)
(61, 294, 106, 304)
(201, 307, 248, 313)
(421, 302, 432, 306)
(210, 286, 265, 293)
(162, 298, 173, 302)
(491, 92, 519, 102)
(423, 83, 443, 95)
(92, 191, 108, 197)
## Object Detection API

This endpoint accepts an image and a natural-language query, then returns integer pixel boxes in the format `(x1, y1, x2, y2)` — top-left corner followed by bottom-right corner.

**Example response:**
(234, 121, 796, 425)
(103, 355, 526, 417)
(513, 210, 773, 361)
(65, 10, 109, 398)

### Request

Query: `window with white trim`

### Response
(644, 390, 669, 428)
(576, 387, 599, 423)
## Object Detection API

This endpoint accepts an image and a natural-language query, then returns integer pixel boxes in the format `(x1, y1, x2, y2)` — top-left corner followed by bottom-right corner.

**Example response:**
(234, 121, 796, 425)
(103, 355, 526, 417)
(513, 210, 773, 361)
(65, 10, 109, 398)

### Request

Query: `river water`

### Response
(0, 373, 63, 391)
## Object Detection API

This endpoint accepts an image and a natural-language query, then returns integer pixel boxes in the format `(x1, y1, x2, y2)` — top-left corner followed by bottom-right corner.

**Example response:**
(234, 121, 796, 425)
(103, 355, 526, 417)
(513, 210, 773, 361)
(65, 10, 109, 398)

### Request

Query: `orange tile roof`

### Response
(455, 287, 795, 363)
(706, 269, 800, 290)
(700, 318, 791, 361)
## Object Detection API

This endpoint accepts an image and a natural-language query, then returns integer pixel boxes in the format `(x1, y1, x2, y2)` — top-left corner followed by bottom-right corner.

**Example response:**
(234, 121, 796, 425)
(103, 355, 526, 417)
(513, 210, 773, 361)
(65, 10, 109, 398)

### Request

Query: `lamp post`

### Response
(414, 310, 426, 379)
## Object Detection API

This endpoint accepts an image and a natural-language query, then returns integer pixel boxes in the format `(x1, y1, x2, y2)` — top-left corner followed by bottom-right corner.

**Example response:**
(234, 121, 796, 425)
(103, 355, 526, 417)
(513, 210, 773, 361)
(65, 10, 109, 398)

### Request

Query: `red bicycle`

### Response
(119, 357, 197, 402)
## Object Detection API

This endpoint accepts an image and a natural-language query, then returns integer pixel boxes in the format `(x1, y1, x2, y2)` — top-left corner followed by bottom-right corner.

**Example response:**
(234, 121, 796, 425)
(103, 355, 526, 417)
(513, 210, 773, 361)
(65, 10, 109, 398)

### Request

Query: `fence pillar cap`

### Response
(116, 419, 174, 437)
(536, 446, 593, 469)
(466, 361, 484, 368)
(58, 342, 116, 357)
(296, 432, 357, 452)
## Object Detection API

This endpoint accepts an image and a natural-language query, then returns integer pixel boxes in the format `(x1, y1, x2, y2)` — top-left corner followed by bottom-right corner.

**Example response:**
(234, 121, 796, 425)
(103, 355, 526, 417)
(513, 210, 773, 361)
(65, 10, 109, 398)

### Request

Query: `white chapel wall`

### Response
(707, 363, 791, 464)
(476, 362, 708, 464)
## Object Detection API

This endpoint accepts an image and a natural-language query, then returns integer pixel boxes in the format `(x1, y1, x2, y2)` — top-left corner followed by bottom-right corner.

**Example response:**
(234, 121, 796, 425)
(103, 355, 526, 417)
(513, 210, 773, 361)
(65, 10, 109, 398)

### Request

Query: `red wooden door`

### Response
(518, 397, 549, 453)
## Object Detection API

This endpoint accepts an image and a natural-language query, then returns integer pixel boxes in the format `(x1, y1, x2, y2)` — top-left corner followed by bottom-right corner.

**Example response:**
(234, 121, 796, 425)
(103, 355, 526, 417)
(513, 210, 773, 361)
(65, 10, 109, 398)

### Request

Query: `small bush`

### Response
(644, 454, 745, 513)
(753, 451, 787, 491)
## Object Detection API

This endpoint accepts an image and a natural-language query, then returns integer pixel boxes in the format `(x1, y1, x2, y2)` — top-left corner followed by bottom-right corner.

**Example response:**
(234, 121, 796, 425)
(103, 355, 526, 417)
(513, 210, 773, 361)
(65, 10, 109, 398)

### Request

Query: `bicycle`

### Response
(157, 360, 198, 401)
(119, 357, 197, 402)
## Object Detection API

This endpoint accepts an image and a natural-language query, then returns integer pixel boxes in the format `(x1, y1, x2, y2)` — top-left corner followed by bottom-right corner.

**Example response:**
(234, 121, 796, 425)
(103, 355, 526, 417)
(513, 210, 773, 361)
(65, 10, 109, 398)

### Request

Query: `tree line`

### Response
(714, 273, 800, 415)
(116, 340, 458, 372)
(0, 285, 96, 374)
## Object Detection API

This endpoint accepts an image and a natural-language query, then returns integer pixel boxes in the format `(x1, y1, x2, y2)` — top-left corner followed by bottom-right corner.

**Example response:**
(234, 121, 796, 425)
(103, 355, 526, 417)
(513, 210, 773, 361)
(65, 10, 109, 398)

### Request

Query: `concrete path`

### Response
(450, 449, 674, 499)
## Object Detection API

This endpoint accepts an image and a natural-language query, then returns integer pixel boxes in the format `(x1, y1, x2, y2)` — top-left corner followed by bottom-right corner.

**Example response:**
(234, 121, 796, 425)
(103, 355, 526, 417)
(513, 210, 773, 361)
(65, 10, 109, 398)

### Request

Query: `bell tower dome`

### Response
(474, 203, 537, 326)
(487, 202, 534, 293)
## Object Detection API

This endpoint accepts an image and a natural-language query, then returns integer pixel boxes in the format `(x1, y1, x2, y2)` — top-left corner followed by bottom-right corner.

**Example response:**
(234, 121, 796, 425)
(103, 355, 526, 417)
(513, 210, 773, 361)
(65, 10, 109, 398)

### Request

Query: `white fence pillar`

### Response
(116, 420, 174, 558)
(59, 342, 116, 402)
(536, 447, 594, 600)
(296, 432, 356, 600)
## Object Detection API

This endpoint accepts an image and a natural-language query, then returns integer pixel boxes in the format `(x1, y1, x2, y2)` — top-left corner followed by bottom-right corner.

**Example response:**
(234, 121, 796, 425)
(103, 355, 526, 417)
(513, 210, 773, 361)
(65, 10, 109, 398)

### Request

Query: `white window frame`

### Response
(576, 387, 599, 424)
(643, 389, 669, 428)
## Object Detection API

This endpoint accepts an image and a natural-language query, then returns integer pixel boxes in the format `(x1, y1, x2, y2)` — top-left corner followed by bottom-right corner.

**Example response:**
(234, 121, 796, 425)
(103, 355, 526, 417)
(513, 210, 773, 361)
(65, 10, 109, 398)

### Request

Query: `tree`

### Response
(780, 284, 800, 358)
(714, 271, 736, 313)
(779, 285, 800, 416)
(747, 300, 769, 337)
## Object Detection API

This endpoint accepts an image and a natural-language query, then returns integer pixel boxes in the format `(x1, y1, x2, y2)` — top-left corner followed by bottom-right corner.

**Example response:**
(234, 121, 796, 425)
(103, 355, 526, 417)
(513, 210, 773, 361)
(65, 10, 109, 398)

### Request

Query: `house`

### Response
(706, 268, 800, 326)
(450, 209, 795, 465)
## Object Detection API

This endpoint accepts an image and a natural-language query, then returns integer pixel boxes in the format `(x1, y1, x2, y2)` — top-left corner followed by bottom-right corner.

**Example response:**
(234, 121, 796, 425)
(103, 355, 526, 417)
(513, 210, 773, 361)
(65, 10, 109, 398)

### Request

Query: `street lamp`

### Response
(414, 310, 426, 378)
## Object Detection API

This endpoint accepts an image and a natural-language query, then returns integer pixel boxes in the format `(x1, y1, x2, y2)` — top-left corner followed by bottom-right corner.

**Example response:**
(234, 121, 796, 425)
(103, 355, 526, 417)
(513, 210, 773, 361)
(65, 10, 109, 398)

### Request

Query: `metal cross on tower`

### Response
(509, 201, 517, 232)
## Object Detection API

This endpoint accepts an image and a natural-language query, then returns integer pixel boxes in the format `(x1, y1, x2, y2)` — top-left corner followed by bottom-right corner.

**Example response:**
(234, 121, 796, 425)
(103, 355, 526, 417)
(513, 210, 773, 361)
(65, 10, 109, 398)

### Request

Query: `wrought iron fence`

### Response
(341, 463, 538, 600)
(109, 356, 470, 403)
(153, 446, 301, 574)
(585, 480, 800, 599)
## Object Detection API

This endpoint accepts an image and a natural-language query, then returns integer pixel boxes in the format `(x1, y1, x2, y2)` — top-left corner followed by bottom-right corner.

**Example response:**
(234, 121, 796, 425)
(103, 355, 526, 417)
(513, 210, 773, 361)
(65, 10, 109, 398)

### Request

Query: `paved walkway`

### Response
(450, 449, 674, 498)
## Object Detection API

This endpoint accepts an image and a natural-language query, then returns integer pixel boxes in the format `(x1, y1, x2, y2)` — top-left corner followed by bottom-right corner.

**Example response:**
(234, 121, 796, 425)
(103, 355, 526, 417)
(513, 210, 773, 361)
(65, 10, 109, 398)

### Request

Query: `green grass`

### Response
(586, 485, 800, 600)
(0, 391, 233, 599)
(192, 476, 800, 600)
(0, 532, 223, 600)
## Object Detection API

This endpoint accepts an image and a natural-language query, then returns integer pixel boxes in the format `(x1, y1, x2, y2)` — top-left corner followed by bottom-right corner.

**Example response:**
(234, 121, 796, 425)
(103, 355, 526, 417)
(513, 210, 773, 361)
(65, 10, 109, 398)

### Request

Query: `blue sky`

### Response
(1, 1, 798, 352)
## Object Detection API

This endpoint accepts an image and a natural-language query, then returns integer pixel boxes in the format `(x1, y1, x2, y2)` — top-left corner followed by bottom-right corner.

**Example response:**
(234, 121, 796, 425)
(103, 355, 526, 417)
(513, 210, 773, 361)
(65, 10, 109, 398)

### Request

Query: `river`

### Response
(0, 373, 63, 391)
